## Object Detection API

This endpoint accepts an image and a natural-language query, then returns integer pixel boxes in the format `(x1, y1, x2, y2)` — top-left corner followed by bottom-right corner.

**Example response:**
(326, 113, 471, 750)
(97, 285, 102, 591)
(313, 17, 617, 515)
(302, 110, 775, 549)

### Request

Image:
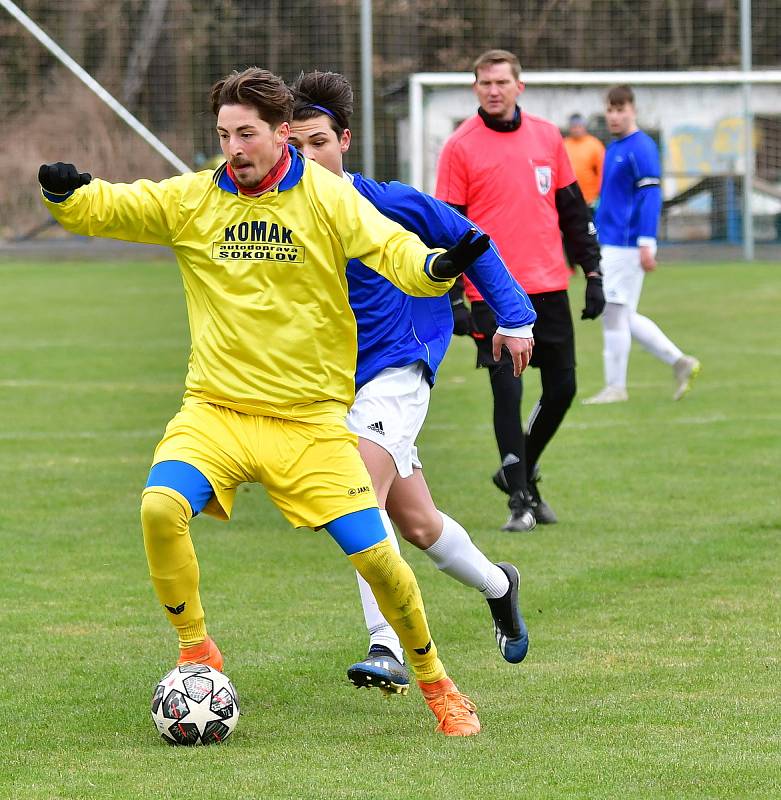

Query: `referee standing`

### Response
(436, 49, 604, 531)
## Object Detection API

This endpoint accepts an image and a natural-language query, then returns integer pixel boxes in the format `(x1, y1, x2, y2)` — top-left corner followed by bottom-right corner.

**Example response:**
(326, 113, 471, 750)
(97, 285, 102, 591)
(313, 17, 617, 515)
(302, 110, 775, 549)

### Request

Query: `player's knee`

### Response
(397, 509, 442, 549)
(349, 538, 406, 584)
(140, 489, 190, 543)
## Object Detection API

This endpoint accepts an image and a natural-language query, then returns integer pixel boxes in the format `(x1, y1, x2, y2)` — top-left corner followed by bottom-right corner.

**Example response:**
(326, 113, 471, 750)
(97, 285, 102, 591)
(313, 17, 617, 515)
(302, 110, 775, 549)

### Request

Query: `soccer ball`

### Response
(151, 664, 240, 745)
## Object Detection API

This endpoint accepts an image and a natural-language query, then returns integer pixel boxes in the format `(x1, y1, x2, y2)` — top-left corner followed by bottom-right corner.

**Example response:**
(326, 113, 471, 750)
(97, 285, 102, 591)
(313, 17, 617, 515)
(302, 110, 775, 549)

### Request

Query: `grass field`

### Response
(1, 257, 779, 799)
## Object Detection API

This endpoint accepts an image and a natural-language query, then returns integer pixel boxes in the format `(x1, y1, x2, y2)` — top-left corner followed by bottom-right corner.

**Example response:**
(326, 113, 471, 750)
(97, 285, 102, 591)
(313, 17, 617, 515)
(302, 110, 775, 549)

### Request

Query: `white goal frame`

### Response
(409, 70, 781, 257)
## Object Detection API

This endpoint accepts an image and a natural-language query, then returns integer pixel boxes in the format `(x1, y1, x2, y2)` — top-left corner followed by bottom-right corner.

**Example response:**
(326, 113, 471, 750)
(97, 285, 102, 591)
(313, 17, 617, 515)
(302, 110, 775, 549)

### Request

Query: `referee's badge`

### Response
(534, 166, 552, 195)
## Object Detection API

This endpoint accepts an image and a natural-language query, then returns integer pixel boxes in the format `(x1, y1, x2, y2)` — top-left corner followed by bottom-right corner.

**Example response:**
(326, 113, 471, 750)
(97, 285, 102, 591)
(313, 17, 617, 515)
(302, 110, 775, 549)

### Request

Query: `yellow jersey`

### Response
(43, 150, 451, 422)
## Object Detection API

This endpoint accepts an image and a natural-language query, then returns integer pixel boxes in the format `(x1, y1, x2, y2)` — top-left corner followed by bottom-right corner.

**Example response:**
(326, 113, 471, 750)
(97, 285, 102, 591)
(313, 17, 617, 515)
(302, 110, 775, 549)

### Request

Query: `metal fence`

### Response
(1, 0, 780, 253)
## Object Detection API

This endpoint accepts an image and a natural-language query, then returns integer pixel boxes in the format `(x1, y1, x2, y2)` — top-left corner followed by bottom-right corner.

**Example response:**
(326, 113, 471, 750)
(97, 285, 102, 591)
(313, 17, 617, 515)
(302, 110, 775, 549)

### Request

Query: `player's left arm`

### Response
(454, 217, 536, 376)
(361, 181, 535, 374)
(633, 140, 664, 272)
(330, 180, 487, 299)
(328, 181, 450, 296)
(362, 181, 536, 328)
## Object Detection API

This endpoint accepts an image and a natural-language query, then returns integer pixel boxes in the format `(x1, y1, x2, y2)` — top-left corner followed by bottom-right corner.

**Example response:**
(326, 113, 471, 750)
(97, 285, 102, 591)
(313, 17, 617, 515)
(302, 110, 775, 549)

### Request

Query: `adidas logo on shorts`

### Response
(367, 421, 385, 435)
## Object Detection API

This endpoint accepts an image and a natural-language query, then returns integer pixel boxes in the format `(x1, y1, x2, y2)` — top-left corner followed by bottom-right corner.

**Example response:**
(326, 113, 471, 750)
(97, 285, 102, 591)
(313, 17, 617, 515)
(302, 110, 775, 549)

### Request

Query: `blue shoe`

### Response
(487, 563, 529, 663)
(347, 645, 409, 696)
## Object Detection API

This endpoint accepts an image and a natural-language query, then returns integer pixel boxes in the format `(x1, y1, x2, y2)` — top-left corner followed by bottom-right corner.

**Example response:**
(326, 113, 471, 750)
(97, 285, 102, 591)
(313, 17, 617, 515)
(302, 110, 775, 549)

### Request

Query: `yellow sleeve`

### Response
(329, 179, 454, 297)
(41, 174, 190, 247)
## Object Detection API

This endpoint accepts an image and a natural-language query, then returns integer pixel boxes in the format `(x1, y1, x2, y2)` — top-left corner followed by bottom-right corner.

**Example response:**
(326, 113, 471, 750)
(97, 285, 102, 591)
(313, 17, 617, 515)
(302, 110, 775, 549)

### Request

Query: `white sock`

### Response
(602, 302, 631, 389)
(629, 312, 683, 365)
(424, 512, 509, 599)
(355, 510, 403, 662)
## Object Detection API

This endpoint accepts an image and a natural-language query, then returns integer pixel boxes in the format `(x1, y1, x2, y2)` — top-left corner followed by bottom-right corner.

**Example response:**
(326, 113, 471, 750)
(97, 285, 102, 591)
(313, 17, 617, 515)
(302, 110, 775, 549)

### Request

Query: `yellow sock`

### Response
(140, 487, 207, 648)
(349, 538, 446, 684)
(177, 619, 208, 649)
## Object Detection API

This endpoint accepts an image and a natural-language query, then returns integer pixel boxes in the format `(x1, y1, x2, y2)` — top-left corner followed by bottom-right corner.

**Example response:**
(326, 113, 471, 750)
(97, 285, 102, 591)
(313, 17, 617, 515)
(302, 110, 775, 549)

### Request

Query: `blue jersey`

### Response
(348, 173, 536, 390)
(595, 130, 662, 247)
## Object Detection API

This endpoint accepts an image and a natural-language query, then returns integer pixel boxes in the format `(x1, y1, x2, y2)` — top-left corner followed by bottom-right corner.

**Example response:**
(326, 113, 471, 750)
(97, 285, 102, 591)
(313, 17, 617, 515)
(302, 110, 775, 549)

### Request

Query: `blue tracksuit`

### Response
(348, 172, 537, 390)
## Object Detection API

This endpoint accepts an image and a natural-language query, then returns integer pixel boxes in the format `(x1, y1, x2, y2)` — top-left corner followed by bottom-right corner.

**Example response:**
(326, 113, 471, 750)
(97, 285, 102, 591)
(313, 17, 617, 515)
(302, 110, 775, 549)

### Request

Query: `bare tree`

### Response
(668, 0, 694, 66)
(122, 0, 170, 110)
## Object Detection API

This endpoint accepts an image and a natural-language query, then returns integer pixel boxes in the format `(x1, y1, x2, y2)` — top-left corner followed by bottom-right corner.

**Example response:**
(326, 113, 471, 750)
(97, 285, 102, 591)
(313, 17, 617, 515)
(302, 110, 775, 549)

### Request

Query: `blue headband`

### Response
(307, 104, 337, 120)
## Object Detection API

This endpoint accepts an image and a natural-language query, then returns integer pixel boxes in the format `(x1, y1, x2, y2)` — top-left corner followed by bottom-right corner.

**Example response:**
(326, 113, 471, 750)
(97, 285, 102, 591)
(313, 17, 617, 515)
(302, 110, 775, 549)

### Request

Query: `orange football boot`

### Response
(177, 636, 224, 672)
(418, 676, 480, 736)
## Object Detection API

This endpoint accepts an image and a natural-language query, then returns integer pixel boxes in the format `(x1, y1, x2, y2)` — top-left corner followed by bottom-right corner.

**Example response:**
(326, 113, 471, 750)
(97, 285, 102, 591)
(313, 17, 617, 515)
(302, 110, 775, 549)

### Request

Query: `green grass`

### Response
(1, 258, 779, 799)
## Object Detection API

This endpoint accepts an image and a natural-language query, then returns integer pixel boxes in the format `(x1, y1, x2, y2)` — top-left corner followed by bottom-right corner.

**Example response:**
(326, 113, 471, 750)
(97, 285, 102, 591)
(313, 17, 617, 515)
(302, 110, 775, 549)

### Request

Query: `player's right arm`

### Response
(39, 162, 183, 247)
(592, 138, 606, 191)
(434, 138, 483, 331)
(434, 137, 469, 212)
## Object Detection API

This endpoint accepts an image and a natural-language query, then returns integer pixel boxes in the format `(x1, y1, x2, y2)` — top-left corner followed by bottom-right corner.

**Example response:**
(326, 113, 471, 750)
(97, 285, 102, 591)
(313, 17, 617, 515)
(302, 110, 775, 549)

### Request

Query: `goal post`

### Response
(408, 70, 781, 254)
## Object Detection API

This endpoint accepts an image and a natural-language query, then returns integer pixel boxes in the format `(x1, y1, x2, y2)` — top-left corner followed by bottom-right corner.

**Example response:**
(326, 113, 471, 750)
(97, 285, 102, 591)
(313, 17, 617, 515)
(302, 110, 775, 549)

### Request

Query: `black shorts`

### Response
(470, 290, 575, 371)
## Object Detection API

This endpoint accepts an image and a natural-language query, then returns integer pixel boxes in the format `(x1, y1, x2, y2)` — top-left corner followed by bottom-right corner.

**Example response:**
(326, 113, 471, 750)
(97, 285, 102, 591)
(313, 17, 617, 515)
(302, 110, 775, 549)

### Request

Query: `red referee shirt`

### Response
(435, 111, 575, 298)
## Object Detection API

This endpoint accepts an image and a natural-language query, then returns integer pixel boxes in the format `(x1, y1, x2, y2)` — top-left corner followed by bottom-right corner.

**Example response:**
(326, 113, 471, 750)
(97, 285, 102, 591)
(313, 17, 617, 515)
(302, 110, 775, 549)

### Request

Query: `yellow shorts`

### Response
(150, 400, 378, 528)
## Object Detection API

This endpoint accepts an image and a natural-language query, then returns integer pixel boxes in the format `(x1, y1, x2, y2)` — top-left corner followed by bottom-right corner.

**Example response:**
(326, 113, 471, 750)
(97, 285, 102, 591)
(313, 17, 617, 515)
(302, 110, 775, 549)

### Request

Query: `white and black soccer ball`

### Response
(151, 664, 239, 745)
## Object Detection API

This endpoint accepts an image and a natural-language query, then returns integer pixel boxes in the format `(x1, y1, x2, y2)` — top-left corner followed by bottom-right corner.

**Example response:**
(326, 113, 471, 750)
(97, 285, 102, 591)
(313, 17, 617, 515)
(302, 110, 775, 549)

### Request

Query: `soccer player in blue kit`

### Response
(584, 85, 700, 404)
(288, 71, 537, 697)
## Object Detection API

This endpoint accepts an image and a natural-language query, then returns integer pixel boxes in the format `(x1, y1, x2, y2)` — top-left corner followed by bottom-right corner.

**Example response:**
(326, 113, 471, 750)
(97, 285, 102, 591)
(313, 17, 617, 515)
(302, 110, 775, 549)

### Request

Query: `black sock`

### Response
(488, 364, 526, 490)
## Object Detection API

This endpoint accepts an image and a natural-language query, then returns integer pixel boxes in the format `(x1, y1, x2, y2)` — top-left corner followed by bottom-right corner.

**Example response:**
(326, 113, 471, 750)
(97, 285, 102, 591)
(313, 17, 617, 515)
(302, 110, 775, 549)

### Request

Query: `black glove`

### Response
(38, 162, 92, 194)
(430, 229, 491, 281)
(581, 274, 605, 320)
(451, 298, 473, 336)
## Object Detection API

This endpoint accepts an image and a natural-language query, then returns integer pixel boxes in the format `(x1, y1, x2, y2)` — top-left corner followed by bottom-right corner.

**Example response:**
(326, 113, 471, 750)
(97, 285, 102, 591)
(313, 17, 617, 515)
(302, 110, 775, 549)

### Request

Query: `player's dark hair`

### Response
(290, 71, 353, 138)
(607, 84, 635, 108)
(210, 67, 293, 127)
(472, 49, 521, 80)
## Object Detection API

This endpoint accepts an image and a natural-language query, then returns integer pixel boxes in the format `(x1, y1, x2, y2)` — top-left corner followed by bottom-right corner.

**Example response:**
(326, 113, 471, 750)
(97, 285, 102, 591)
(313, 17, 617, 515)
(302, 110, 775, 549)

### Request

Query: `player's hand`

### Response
(581, 274, 605, 320)
(493, 333, 533, 377)
(430, 229, 491, 280)
(451, 298, 473, 336)
(38, 162, 92, 194)
(639, 246, 657, 272)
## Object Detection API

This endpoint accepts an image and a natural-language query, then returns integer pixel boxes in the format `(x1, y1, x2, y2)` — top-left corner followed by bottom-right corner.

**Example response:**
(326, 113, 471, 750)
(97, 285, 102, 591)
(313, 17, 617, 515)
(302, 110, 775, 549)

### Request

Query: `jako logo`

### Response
(348, 486, 371, 496)
(165, 602, 186, 615)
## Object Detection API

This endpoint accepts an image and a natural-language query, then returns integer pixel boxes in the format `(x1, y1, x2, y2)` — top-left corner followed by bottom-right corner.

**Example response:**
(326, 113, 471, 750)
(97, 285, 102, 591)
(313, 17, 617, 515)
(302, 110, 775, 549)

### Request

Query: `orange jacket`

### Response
(563, 134, 605, 205)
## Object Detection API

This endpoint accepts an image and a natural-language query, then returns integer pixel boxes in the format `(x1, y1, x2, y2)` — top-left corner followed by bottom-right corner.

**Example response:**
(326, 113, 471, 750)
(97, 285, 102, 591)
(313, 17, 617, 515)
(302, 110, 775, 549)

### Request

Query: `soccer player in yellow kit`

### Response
(38, 67, 489, 736)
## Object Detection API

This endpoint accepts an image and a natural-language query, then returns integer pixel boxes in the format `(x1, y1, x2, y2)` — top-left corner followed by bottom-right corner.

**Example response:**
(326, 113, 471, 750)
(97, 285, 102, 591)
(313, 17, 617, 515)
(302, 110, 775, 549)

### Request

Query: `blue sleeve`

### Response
(633, 138, 663, 239)
(464, 242, 537, 329)
(636, 185, 662, 239)
(355, 176, 536, 329)
(41, 188, 77, 203)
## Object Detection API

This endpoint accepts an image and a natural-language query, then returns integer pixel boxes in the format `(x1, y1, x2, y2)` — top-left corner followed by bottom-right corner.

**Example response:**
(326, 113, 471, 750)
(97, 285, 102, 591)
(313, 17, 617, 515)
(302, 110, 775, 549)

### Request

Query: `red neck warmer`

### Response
(227, 147, 291, 196)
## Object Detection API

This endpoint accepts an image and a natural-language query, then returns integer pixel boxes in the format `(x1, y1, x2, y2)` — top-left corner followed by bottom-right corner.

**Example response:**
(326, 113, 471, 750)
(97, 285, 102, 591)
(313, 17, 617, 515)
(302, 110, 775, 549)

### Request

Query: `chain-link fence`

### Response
(1, 0, 780, 249)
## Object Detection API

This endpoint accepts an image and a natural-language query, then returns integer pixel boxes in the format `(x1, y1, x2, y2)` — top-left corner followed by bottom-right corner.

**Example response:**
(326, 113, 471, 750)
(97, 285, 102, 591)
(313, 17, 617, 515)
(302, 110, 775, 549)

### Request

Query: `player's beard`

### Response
(230, 161, 260, 188)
